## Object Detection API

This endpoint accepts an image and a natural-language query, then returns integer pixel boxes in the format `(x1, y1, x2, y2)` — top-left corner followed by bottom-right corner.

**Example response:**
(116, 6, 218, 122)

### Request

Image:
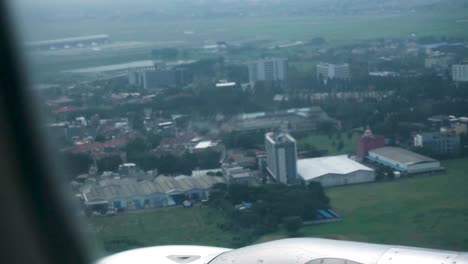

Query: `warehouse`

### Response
(297, 155, 375, 187)
(83, 174, 225, 211)
(367, 146, 441, 174)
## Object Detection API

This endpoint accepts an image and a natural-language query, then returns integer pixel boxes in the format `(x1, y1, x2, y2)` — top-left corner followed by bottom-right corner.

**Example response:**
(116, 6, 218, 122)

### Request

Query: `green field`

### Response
(89, 206, 232, 253)
(297, 132, 359, 156)
(90, 158, 468, 254)
(28, 10, 468, 78)
(29, 12, 468, 45)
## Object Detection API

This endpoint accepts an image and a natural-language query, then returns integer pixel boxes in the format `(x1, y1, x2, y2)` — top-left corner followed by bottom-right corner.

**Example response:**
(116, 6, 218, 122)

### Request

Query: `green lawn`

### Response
(89, 206, 232, 254)
(29, 12, 468, 45)
(297, 132, 359, 156)
(259, 158, 468, 251)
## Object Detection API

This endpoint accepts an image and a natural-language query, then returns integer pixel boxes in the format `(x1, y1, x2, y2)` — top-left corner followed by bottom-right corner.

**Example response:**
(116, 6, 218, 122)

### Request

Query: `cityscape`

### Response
(14, 0, 468, 257)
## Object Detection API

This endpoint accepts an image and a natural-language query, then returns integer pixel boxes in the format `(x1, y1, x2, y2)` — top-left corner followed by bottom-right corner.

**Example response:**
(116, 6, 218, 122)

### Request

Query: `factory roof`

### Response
(297, 155, 373, 181)
(84, 174, 225, 202)
(368, 147, 437, 165)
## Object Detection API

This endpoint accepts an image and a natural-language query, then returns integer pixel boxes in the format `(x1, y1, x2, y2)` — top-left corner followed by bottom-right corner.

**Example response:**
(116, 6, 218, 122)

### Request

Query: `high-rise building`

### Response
(316, 63, 350, 80)
(247, 58, 288, 86)
(265, 132, 297, 184)
(452, 64, 468, 82)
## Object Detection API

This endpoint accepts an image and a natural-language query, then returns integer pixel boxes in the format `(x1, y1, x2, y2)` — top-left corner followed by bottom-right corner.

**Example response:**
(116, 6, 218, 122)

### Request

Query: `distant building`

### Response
(224, 107, 336, 133)
(265, 132, 297, 184)
(316, 63, 350, 80)
(26, 34, 110, 50)
(356, 128, 385, 158)
(129, 68, 191, 89)
(414, 132, 460, 157)
(367, 147, 441, 174)
(424, 53, 453, 70)
(452, 64, 468, 82)
(297, 155, 375, 187)
(222, 165, 256, 185)
(441, 123, 467, 135)
(247, 58, 288, 86)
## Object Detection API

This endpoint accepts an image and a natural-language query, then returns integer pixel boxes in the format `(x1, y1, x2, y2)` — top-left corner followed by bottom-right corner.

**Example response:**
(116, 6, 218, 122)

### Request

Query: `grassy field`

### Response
(28, 12, 468, 45)
(89, 206, 232, 253)
(297, 132, 359, 156)
(27, 10, 468, 78)
(89, 158, 468, 254)
(260, 158, 468, 251)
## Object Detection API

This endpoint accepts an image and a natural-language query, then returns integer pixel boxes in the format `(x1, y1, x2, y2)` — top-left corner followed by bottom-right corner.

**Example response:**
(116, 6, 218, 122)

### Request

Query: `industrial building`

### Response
(129, 67, 192, 89)
(224, 107, 336, 133)
(26, 34, 110, 50)
(265, 132, 297, 185)
(367, 147, 441, 174)
(297, 155, 375, 187)
(247, 58, 288, 86)
(414, 131, 460, 157)
(356, 128, 385, 158)
(316, 62, 350, 80)
(83, 174, 225, 210)
(452, 64, 468, 82)
(66, 60, 156, 79)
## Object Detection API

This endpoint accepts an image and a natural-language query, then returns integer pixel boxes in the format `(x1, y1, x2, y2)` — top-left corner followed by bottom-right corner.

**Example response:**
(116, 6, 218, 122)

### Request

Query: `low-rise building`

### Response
(367, 147, 441, 174)
(414, 131, 460, 157)
(83, 174, 226, 211)
(297, 155, 375, 187)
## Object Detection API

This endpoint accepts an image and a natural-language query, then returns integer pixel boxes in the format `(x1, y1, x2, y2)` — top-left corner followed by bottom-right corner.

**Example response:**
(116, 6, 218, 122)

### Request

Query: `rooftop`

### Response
(368, 147, 436, 165)
(297, 155, 373, 181)
(26, 34, 109, 46)
(84, 174, 226, 202)
(65, 60, 155, 74)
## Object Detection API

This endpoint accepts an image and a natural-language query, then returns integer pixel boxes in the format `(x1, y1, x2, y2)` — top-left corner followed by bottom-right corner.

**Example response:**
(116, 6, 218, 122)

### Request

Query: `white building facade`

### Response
(297, 155, 375, 187)
(367, 147, 441, 174)
(452, 64, 468, 82)
(247, 58, 288, 85)
(316, 63, 350, 80)
(265, 132, 297, 184)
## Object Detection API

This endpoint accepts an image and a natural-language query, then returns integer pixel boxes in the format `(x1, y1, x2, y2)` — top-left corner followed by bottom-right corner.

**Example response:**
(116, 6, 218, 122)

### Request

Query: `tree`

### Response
(283, 216, 302, 235)
(63, 152, 93, 177)
(97, 155, 122, 172)
(95, 134, 106, 142)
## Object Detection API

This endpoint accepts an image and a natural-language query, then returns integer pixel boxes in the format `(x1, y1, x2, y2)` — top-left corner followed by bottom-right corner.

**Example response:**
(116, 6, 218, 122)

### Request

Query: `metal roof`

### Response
(27, 34, 109, 46)
(65, 60, 155, 74)
(84, 175, 225, 202)
(297, 155, 373, 181)
(368, 147, 436, 165)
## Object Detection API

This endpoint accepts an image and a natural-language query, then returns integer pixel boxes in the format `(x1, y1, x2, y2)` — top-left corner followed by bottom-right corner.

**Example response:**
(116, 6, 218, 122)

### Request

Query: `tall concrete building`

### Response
(265, 132, 297, 184)
(247, 58, 288, 86)
(316, 63, 350, 80)
(452, 64, 468, 82)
